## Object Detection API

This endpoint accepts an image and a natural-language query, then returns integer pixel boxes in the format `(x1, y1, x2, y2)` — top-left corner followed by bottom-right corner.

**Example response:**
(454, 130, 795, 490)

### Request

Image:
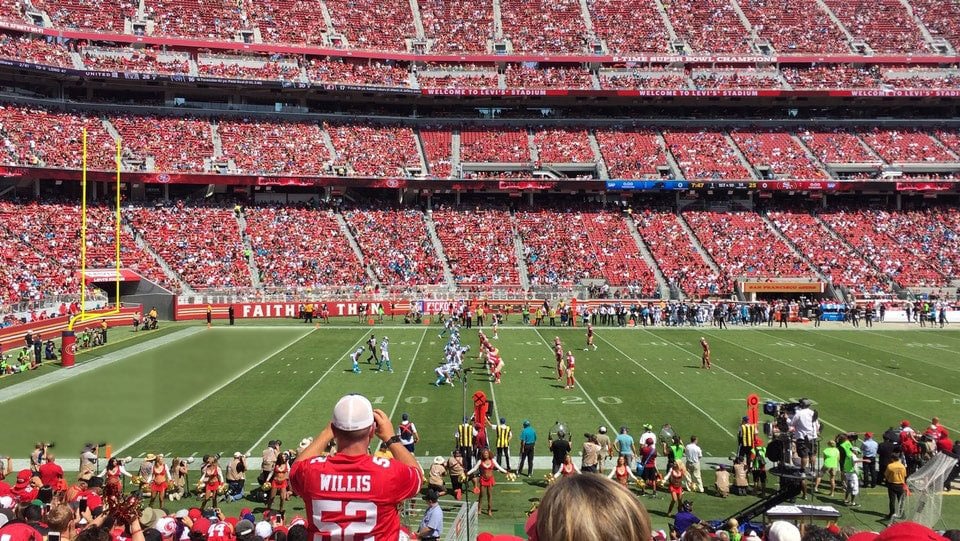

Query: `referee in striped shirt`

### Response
(738, 416, 757, 460)
(494, 418, 512, 471)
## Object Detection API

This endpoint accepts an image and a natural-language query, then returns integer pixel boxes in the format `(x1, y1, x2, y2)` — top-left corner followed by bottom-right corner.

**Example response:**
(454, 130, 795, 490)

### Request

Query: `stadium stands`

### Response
(587, 0, 671, 53)
(126, 204, 251, 289)
(109, 115, 214, 172)
(325, 123, 421, 177)
(81, 48, 191, 74)
(460, 128, 531, 164)
(663, 130, 751, 180)
(0, 201, 173, 296)
(859, 128, 957, 164)
(600, 70, 689, 90)
(797, 128, 881, 164)
(822, 0, 928, 53)
(419, 0, 493, 53)
(515, 208, 656, 291)
(683, 210, 811, 280)
(595, 128, 668, 179)
(738, 0, 849, 53)
(146, 0, 248, 39)
(417, 72, 499, 89)
(909, 0, 960, 49)
(244, 206, 369, 288)
(820, 208, 948, 287)
(533, 128, 594, 163)
(419, 128, 453, 178)
(729, 129, 829, 179)
(0, 105, 117, 170)
(500, 0, 588, 53)
(305, 59, 410, 87)
(216, 119, 331, 175)
(782, 65, 881, 89)
(691, 70, 783, 89)
(197, 55, 300, 81)
(325, 0, 415, 51)
(30, 0, 134, 32)
(882, 207, 960, 282)
(431, 207, 520, 285)
(0, 31, 74, 68)
(504, 65, 594, 90)
(245, 0, 329, 45)
(343, 206, 444, 286)
(666, 0, 750, 53)
(767, 209, 887, 295)
(633, 210, 728, 297)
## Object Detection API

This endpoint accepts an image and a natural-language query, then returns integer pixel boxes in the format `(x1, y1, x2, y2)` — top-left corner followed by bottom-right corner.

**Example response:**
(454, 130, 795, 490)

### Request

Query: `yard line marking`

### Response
(596, 333, 734, 438)
(243, 330, 367, 455)
(766, 331, 960, 400)
(114, 328, 316, 456)
(640, 329, 847, 434)
(387, 328, 429, 421)
(532, 329, 618, 434)
(705, 331, 955, 433)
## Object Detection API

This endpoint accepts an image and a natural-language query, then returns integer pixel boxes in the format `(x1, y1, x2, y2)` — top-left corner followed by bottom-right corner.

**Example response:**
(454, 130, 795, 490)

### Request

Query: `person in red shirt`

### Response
(38, 453, 64, 490)
(700, 337, 711, 369)
(291, 394, 422, 541)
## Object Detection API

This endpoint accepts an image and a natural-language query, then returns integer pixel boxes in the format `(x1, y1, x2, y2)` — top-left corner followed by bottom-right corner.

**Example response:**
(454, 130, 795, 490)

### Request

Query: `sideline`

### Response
(0, 328, 204, 405)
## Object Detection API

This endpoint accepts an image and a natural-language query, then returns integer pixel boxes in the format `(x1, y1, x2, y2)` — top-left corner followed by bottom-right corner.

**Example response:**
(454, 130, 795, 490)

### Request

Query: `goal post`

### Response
(63, 127, 122, 367)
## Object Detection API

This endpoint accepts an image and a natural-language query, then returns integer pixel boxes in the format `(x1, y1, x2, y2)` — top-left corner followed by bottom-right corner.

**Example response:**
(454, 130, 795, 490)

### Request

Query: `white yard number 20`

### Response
(312, 500, 377, 540)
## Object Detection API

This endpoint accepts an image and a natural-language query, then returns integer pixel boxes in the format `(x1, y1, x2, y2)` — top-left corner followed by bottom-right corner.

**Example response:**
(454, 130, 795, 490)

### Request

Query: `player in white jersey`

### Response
(350, 346, 364, 374)
(377, 337, 394, 372)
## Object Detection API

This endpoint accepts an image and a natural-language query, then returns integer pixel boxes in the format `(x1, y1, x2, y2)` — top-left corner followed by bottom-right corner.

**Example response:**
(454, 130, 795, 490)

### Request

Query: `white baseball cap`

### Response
(255, 521, 273, 539)
(332, 394, 374, 431)
(767, 521, 800, 541)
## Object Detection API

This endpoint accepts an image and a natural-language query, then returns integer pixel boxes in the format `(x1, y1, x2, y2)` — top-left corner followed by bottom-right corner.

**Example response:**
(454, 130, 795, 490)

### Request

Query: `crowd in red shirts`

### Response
(243, 206, 369, 289)
(634, 210, 729, 298)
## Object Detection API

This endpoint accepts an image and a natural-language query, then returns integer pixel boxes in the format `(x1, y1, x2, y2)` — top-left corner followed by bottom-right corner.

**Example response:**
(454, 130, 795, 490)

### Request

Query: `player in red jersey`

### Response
(554, 340, 564, 380)
(292, 394, 422, 541)
(585, 324, 597, 351)
(565, 351, 577, 390)
(700, 337, 711, 369)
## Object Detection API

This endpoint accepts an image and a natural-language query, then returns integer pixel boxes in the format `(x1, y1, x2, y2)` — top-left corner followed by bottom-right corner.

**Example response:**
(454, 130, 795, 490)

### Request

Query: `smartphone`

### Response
(49, 533, 61, 541)
(78, 497, 88, 513)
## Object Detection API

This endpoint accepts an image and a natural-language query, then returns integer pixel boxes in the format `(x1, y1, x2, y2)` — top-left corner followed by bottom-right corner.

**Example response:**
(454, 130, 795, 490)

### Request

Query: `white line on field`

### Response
(596, 333, 735, 438)
(387, 328, 429, 420)
(796, 329, 960, 376)
(113, 328, 316, 455)
(705, 331, 955, 433)
(532, 328, 617, 434)
(637, 328, 847, 434)
(245, 330, 368, 455)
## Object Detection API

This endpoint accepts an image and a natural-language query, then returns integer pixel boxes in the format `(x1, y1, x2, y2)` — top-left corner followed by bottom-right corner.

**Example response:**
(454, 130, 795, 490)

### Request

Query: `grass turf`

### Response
(6, 318, 960, 535)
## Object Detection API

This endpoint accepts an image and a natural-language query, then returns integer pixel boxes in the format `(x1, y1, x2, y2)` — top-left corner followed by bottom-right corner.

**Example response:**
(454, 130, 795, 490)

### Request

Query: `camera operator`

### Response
(789, 399, 819, 472)
(226, 452, 247, 502)
(259, 440, 281, 486)
(79, 444, 99, 477)
(30, 443, 49, 472)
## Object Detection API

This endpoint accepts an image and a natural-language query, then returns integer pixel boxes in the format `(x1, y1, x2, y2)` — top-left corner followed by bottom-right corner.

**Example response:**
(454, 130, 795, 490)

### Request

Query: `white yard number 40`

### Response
(312, 500, 377, 540)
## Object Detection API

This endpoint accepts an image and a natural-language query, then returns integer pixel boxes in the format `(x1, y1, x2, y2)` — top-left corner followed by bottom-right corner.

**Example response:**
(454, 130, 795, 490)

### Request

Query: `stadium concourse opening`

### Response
(3, 4, 960, 538)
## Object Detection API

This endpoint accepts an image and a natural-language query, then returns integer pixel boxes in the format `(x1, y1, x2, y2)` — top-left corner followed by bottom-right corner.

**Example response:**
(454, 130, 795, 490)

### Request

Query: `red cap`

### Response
(289, 516, 306, 527)
(15, 470, 32, 485)
(191, 518, 211, 535)
(187, 508, 202, 520)
(876, 522, 947, 541)
(865, 432, 873, 438)
(901, 420, 910, 427)
(847, 533, 879, 541)
(477, 533, 525, 541)
(827, 524, 841, 534)
(239, 508, 251, 517)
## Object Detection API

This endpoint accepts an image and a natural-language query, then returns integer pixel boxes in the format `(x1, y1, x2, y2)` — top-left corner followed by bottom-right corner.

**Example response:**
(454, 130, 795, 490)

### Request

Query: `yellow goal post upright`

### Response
(62, 127, 122, 367)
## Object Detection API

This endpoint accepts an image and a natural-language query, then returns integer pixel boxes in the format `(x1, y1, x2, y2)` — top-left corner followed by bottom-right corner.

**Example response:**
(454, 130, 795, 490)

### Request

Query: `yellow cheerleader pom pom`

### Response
(261, 483, 271, 491)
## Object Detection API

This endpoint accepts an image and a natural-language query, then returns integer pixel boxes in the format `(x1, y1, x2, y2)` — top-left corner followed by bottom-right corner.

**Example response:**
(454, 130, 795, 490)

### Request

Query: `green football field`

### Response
(4, 318, 960, 535)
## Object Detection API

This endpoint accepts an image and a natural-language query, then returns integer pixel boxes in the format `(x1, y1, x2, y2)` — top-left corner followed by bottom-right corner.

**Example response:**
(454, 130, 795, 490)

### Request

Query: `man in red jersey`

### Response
(291, 394, 422, 541)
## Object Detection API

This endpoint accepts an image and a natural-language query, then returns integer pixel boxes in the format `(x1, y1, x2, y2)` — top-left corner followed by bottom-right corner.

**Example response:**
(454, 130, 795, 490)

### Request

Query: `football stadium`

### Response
(1, 0, 960, 539)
